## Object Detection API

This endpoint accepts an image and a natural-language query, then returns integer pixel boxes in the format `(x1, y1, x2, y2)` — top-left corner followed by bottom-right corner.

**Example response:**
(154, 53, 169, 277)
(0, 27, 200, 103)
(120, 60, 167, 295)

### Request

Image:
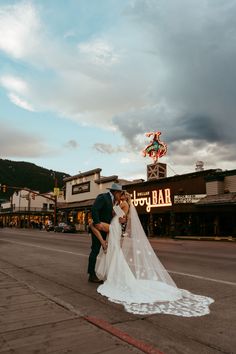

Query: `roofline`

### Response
(124, 168, 219, 187)
(63, 168, 102, 182)
(95, 175, 118, 184)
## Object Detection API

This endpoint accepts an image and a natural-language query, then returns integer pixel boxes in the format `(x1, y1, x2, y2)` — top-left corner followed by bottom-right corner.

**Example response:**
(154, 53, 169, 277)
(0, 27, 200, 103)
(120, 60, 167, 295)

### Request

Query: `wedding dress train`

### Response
(96, 204, 214, 316)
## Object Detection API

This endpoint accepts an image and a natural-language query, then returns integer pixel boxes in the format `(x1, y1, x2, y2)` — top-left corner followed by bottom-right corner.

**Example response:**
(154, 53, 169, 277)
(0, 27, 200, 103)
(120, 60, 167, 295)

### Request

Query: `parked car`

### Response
(54, 222, 76, 233)
(45, 223, 55, 232)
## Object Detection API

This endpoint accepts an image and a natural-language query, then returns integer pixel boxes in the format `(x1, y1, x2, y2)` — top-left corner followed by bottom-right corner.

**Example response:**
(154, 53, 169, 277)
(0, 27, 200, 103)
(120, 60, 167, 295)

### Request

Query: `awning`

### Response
(196, 193, 236, 206)
(58, 199, 95, 210)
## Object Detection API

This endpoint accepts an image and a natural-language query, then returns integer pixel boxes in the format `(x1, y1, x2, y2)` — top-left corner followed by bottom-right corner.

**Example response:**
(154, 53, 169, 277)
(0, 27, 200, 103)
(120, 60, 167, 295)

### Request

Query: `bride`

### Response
(95, 192, 214, 316)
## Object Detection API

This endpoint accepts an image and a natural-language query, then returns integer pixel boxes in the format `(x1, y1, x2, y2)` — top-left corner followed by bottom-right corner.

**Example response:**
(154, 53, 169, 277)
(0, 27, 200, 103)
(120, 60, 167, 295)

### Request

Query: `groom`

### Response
(87, 183, 124, 283)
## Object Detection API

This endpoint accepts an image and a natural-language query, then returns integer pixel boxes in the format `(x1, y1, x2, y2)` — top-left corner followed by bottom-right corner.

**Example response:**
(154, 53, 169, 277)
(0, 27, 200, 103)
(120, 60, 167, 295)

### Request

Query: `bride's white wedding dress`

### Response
(96, 204, 214, 316)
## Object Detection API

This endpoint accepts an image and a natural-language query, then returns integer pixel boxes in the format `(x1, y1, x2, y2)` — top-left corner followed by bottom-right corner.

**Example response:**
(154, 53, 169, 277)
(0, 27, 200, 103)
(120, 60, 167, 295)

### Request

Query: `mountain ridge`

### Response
(0, 158, 70, 201)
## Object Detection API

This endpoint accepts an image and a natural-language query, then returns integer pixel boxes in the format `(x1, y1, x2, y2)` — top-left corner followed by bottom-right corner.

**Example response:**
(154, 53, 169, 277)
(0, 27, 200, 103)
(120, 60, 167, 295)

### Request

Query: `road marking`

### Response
(1, 238, 236, 286)
(0, 239, 88, 258)
(169, 270, 236, 286)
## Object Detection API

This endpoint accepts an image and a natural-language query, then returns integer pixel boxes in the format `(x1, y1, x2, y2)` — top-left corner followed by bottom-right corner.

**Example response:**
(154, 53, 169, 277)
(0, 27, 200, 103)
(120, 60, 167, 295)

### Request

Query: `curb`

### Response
(84, 316, 164, 354)
(173, 236, 236, 242)
(149, 236, 236, 242)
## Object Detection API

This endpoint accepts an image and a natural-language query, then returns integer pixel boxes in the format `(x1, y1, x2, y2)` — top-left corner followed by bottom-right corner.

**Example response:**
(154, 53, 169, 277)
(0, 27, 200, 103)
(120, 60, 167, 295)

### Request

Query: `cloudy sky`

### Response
(0, 0, 236, 181)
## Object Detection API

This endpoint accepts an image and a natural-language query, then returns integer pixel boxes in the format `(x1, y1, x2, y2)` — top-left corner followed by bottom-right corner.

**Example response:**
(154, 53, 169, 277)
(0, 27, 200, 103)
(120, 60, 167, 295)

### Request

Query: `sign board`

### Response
(132, 188, 172, 212)
(72, 182, 90, 194)
(174, 194, 206, 204)
(53, 188, 60, 196)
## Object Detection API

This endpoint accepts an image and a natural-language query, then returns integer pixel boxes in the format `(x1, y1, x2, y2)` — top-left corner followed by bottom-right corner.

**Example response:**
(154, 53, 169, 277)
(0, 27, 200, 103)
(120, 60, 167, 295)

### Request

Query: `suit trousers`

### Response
(87, 231, 107, 276)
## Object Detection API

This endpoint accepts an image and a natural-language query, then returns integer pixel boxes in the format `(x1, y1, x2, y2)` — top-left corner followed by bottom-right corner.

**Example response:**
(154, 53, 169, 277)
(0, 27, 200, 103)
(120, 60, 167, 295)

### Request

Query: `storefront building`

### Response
(0, 189, 65, 228)
(58, 168, 131, 231)
(59, 166, 236, 237)
(1, 166, 235, 238)
(124, 168, 236, 237)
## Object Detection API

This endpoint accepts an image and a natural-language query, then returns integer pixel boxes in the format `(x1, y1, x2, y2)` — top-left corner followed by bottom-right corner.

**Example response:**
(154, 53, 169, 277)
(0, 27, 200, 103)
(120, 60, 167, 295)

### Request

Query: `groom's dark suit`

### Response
(87, 192, 113, 277)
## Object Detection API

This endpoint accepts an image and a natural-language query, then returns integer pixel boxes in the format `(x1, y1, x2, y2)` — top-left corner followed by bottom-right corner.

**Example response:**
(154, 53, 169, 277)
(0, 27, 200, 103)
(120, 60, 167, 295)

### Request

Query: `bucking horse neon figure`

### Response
(142, 131, 167, 163)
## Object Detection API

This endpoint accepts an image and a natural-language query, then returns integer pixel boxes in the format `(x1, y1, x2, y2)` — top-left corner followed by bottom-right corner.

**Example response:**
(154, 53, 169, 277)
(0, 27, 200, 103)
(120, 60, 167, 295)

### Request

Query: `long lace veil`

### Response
(122, 203, 177, 288)
(97, 199, 214, 316)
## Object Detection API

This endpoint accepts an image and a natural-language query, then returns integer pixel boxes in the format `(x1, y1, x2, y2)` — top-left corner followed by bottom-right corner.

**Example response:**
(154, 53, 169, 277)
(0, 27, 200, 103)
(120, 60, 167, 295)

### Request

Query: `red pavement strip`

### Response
(84, 316, 164, 354)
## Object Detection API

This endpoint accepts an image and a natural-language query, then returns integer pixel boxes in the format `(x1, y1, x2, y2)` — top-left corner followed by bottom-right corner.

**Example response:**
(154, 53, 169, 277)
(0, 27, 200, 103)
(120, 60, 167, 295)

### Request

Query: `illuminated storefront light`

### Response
(132, 188, 172, 212)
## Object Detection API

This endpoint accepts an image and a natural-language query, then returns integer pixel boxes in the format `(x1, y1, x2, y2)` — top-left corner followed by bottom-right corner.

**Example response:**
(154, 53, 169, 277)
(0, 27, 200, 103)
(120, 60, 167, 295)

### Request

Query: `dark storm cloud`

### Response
(174, 115, 222, 142)
(115, 0, 236, 153)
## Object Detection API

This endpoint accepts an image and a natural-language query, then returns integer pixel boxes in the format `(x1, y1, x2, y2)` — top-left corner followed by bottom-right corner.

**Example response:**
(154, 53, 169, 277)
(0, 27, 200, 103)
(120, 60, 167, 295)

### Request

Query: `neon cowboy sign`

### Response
(132, 189, 172, 212)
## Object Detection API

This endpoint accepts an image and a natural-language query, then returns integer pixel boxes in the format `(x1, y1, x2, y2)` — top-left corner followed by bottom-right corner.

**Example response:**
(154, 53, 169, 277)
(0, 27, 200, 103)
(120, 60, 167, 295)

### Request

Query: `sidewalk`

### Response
(149, 235, 236, 242)
(173, 235, 236, 241)
(0, 270, 163, 354)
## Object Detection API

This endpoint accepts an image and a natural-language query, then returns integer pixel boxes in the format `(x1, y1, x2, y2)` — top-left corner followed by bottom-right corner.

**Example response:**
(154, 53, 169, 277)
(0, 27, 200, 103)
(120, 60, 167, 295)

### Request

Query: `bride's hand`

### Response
(119, 216, 127, 224)
(102, 240, 108, 253)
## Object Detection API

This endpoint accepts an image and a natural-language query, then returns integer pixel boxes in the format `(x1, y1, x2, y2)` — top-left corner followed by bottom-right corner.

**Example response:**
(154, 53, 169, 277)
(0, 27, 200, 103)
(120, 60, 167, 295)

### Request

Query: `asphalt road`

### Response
(0, 228, 235, 354)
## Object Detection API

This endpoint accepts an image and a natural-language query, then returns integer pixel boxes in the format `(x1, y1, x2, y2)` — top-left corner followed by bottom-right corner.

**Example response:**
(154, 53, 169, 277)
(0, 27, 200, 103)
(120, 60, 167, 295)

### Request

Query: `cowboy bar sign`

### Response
(132, 189, 172, 212)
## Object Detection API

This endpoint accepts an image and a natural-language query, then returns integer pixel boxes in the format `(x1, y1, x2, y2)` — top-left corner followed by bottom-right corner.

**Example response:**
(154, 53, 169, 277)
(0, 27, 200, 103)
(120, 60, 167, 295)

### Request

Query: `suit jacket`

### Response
(91, 192, 113, 225)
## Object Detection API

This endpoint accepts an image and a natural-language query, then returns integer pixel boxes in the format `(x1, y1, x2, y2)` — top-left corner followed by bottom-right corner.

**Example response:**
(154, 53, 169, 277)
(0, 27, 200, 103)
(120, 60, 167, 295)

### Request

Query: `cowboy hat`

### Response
(107, 183, 123, 191)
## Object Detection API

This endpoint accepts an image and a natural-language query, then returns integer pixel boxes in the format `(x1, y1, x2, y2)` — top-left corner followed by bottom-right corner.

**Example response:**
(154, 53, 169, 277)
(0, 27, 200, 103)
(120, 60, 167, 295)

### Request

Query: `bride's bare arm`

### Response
(89, 222, 110, 251)
(95, 222, 110, 233)
(119, 200, 129, 224)
(120, 200, 129, 216)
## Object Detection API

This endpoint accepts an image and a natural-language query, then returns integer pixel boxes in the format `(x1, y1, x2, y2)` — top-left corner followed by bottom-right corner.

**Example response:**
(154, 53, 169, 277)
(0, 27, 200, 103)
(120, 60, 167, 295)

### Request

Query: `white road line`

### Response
(168, 270, 236, 286)
(0, 239, 88, 258)
(1, 238, 236, 286)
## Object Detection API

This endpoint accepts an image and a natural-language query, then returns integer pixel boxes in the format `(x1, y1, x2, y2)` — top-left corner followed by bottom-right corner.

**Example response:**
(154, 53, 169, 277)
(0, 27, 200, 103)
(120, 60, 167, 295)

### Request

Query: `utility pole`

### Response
(50, 171, 59, 226)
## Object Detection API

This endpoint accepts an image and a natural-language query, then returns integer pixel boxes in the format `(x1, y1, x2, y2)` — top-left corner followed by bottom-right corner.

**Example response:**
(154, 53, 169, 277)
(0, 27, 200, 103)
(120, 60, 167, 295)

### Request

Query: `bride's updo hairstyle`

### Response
(121, 191, 132, 206)
(121, 191, 132, 219)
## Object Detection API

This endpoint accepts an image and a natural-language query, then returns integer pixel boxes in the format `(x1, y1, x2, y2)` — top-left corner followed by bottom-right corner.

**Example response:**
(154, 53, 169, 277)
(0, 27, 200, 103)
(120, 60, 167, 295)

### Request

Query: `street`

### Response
(0, 228, 235, 354)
